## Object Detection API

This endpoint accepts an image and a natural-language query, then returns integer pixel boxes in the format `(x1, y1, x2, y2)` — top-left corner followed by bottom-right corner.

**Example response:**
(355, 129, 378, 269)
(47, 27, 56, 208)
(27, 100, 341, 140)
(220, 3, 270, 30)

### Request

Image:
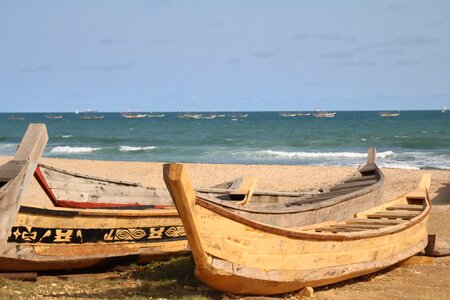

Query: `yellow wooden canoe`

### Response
(164, 163, 431, 295)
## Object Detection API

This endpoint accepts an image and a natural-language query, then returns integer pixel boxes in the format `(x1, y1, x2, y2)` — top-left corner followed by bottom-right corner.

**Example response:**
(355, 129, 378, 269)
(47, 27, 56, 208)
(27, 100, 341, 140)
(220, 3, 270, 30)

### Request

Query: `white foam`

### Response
(255, 150, 394, 159)
(61, 135, 73, 138)
(119, 145, 157, 152)
(0, 143, 16, 150)
(50, 146, 102, 154)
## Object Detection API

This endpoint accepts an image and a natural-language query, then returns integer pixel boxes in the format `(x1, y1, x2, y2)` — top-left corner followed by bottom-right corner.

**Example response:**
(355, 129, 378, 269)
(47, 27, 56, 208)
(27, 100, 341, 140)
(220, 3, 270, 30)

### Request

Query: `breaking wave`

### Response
(50, 146, 102, 154)
(119, 145, 157, 152)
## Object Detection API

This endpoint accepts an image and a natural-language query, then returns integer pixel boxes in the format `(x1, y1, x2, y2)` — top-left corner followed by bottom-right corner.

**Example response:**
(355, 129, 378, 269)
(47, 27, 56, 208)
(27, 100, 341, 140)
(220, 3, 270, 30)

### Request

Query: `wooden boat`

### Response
(121, 112, 147, 119)
(279, 112, 296, 117)
(313, 110, 336, 118)
(0, 124, 48, 248)
(33, 163, 173, 209)
(44, 115, 63, 119)
(164, 163, 431, 295)
(1, 203, 188, 272)
(194, 148, 384, 227)
(378, 112, 400, 117)
(228, 113, 248, 118)
(80, 115, 104, 120)
(8, 115, 26, 121)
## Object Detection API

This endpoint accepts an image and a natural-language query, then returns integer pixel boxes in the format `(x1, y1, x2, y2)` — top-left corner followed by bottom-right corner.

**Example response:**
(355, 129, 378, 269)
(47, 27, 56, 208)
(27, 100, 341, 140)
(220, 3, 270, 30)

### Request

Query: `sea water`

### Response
(0, 111, 449, 170)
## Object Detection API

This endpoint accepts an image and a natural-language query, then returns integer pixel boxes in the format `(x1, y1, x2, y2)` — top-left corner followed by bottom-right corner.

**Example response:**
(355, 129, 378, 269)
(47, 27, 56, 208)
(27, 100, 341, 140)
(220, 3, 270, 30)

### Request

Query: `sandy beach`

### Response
(1, 156, 450, 299)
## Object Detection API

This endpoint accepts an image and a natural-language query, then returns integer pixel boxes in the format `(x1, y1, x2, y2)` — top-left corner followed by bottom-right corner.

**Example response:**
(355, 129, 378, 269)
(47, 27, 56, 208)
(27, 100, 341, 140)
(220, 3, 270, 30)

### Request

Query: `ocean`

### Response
(0, 111, 449, 170)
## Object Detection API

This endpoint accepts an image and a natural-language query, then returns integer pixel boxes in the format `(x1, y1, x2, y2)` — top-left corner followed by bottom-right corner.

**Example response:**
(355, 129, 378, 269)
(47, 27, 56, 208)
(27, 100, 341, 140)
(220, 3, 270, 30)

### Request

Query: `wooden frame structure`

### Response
(164, 163, 431, 295)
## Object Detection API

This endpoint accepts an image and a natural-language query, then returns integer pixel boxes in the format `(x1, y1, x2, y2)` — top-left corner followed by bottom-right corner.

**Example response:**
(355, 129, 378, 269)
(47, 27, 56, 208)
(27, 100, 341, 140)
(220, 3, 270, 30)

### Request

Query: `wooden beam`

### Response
(0, 124, 48, 250)
(229, 176, 257, 205)
(163, 163, 208, 266)
(386, 205, 423, 211)
(367, 211, 420, 220)
(367, 147, 376, 164)
(344, 174, 376, 183)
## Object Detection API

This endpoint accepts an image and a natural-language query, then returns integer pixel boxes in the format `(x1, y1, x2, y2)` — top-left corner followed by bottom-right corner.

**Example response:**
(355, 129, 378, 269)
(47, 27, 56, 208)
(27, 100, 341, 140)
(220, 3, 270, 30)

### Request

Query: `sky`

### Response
(1, 1, 449, 112)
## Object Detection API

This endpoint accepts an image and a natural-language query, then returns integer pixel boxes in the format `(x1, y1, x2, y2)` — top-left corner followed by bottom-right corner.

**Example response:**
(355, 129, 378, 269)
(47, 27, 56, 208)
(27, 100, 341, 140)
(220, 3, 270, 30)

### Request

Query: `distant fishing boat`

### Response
(121, 112, 147, 119)
(80, 115, 104, 120)
(313, 109, 336, 118)
(442, 107, 447, 113)
(45, 114, 63, 119)
(279, 112, 297, 117)
(297, 112, 311, 116)
(228, 113, 248, 118)
(80, 109, 104, 120)
(378, 112, 400, 117)
(8, 115, 26, 121)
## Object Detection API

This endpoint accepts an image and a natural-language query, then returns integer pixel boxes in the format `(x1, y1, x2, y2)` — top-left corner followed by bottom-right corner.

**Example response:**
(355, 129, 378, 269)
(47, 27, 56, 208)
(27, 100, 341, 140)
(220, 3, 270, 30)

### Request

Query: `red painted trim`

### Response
(33, 166, 173, 210)
(34, 166, 60, 206)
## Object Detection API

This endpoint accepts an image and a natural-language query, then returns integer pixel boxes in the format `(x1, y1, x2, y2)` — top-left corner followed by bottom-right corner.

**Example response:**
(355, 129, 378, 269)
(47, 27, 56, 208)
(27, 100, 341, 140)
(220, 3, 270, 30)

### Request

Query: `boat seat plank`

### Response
(330, 179, 377, 191)
(343, 175, 377, 183)
(386, 205, 423, 211)
(285, 187, 362, 207)
(314, 226, 367, 233)
(367, 211, 420, 220)
(345, 218, 407, 225)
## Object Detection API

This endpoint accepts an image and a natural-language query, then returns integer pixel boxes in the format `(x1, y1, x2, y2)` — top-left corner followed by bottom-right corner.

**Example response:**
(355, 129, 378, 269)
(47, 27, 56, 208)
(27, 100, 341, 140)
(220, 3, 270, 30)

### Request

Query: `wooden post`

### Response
(418, 173, 431, 191)
(367, 147, 376, 164)
(0, 124, 48, 250)
(163, 163, 208, 266)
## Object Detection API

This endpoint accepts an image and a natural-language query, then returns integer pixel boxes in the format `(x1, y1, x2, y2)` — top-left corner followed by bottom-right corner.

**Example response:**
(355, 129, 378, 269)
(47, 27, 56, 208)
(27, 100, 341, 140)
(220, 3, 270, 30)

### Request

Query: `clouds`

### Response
(293, 33, 343, 41)
(97, 63, 134, 71)
(252, 47, 282, 58)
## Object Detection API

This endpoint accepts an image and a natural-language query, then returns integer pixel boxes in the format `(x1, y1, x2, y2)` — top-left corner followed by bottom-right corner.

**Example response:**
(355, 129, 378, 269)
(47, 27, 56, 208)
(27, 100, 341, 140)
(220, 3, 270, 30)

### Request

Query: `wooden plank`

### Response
(285, 187, 362, 207)
(344, 175, 376, 183)
(314, 227, 365, 233)
(338, 223, 388, 229)
(345, 218, 407, 225)
(367, 148, 376, 164)
(163, 163, 208, 266)
(330, 179, 377, 191)
(367, 211, 420, 220)
(386, 205, 423, 211)
(230, 176, 257, 205)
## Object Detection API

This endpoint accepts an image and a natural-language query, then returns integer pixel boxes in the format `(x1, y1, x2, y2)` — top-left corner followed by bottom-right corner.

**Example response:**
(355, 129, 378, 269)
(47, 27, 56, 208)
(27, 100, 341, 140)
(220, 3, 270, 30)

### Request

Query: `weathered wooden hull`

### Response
(196, 149, 385, 227)
(0, 124, 48, 248)
(164, 163, 431, 295)
(1, 205, 188, 272)
(34, 163, 173, 209)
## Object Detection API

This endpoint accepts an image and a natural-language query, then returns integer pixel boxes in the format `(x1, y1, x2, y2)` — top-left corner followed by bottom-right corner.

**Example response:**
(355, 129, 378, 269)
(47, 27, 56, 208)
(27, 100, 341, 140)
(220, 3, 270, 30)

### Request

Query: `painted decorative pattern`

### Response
(8, 225, 186, 244)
